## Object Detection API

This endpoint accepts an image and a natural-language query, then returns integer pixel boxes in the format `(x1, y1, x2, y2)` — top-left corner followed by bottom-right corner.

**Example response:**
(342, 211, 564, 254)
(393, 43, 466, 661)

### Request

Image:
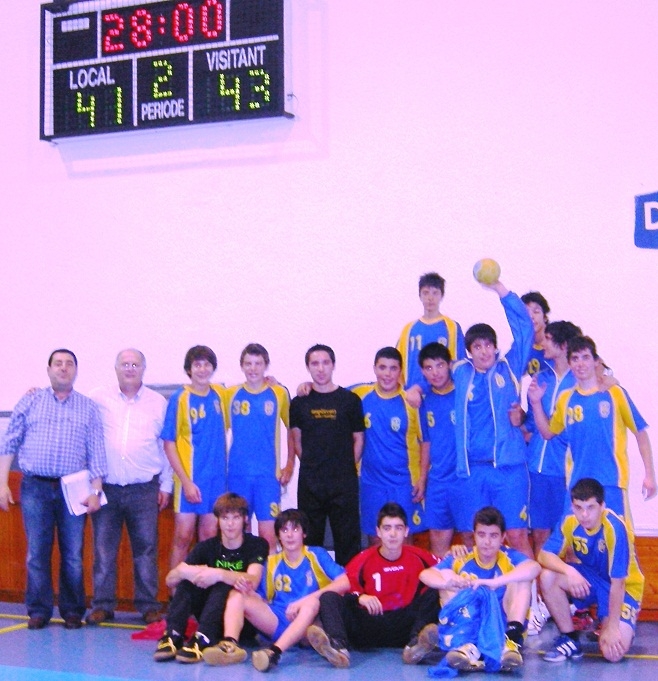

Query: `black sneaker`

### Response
(153, 632, 184, 662)
(175, 632, 210, 663)
(252, 647, 281, 672)
(307, 624, 350, 668)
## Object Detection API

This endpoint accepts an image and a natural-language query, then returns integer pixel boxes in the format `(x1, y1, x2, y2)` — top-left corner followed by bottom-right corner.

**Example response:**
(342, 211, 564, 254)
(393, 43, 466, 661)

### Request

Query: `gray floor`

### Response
(1, 602, 657, 681)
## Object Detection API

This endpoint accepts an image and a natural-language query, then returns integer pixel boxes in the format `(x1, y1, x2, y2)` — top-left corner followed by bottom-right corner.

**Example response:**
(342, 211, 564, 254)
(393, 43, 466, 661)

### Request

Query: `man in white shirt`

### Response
(86, 349, 172, 625)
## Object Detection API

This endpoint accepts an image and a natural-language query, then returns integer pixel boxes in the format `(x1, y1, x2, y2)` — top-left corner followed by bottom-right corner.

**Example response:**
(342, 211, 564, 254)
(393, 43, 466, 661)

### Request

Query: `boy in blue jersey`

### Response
(521, 291, 551, 377)
(397, 272, 466, 389)
(452, 279, 534, 557)
(162, 345, 230, 570)
(204, 509, 346, 671)
(524, 321, 582, 555)
(528, 336, 657, 523)
(538, 478, 645, 663)
(351, 347, 429, 543)
(224, 343, 293, 552)
(420, 506, 540, 673)
(418, 342, 462, 557)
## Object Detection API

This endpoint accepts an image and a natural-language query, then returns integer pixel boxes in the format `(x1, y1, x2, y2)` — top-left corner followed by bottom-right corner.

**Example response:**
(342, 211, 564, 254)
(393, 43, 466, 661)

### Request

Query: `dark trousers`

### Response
(91, 477, 160, 614)
(297, 473, 361, 566)
(318, 588, 439, 649)
(166, 580, 231, 644)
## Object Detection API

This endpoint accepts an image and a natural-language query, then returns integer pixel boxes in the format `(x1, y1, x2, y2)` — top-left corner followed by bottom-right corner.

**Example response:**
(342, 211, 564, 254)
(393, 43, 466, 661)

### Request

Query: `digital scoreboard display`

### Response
(40, 0, 288, 139)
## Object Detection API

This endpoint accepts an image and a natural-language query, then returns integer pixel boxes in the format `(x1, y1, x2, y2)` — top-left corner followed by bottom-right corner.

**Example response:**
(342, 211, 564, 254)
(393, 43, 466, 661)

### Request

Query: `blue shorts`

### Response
(570, 564, 640, 631)
(227, 474, 280, 522)
(360, 480, 424, 535)
(174, 475, 226, 515)
(268, 602, 290, 641)
(457, 463, 529, 532)
(424, 476, 466, 531)
(529, 472, 566, 531)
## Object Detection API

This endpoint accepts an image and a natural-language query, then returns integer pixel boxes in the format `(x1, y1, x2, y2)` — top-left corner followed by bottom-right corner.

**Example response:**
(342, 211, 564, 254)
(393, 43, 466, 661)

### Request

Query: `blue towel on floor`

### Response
(428, 586, 505, 677)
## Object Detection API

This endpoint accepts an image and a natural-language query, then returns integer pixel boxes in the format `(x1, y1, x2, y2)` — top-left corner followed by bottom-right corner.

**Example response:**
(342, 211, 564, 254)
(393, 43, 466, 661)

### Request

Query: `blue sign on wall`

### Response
(635, 192, 658, 249)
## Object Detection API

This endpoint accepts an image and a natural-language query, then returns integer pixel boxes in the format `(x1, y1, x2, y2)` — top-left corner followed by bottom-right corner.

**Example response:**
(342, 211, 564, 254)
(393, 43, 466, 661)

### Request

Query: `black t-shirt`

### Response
(185, 533, 269, 572)
(289, 387, 365, 479)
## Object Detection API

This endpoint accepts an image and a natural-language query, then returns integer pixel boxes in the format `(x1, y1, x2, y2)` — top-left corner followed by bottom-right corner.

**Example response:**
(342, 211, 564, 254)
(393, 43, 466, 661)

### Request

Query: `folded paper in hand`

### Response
(60, 470, 108, 516)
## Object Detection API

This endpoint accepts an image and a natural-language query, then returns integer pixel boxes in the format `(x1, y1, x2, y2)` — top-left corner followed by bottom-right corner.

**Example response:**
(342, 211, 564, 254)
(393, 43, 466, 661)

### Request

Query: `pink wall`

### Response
(1, 1, 656, 530)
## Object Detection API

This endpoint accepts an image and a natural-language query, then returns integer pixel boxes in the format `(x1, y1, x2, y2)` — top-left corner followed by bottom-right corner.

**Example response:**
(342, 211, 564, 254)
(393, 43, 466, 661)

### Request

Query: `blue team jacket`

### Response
(453, 292, 533, 476)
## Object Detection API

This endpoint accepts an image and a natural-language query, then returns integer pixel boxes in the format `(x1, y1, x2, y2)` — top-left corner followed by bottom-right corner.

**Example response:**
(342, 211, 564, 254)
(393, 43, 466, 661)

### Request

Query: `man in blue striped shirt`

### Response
(0, 348, 107, 630)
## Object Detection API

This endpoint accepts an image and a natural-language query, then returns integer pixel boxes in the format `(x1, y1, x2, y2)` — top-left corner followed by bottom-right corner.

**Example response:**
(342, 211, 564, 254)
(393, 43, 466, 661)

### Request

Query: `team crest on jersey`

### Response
(599, 401, 611, 418)
(391, 417, 401, 432)
(598, 538, 606, 553)
(264, 400, 275, 416)
(494, 373, 505, 388)
(305, 570, 314, 587)
(450, 410, 456, 425)
(438, 336, 448, 347)
(214, 399, 221, 413)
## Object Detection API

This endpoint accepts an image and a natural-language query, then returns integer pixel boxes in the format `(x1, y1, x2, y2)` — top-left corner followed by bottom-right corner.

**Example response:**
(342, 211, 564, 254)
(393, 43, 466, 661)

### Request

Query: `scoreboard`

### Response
(40, 0, 289, 139)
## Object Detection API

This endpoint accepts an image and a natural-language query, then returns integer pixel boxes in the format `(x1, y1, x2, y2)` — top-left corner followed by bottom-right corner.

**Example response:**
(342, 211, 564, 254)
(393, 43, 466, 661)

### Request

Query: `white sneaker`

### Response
(527, 599, 548, 636)
(446, 643, 485, 672)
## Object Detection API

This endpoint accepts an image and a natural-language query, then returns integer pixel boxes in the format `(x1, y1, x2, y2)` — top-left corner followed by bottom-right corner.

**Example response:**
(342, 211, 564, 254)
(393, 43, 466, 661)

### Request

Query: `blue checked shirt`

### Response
(1, 388, 107, 479)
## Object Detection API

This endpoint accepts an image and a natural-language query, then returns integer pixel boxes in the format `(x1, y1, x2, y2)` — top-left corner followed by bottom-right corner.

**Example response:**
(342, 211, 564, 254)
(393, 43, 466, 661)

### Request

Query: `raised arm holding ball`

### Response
(450, 261, 534, 558)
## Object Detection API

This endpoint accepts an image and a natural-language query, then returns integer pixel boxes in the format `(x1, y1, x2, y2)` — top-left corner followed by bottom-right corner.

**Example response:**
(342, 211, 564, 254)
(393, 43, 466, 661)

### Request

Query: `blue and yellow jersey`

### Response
(350, 384, 424, 486)
(437, 545, 529, 603)
(544, 508, 644, 604)
(525, 367, 575, 476)
(420, 384, 457, 482)
(525, 343, 550, 377)
(396, 315, 466, 389)
(549, 385, 648, 489)
(223, 383, 290, 478)
(260, 546, 344, 607)
(161, 384, 228, 484)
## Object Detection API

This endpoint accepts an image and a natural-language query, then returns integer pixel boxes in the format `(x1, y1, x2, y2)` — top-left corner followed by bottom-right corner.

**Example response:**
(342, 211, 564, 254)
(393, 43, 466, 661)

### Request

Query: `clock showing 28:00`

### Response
(40, 0, 288, 139)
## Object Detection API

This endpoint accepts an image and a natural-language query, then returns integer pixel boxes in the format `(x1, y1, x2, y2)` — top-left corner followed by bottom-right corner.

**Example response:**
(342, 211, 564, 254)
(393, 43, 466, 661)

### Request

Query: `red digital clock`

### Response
(101, 0, 226, 55)
(40, 0, 289, 139)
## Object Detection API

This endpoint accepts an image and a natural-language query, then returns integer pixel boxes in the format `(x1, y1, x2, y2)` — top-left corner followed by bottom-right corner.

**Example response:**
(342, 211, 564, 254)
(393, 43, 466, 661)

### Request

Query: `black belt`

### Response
(28, 474, 61, 483)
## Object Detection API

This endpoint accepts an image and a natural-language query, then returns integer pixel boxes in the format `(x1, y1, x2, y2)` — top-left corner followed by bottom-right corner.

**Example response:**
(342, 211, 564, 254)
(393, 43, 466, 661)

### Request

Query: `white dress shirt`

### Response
(90, 384, 173, 493)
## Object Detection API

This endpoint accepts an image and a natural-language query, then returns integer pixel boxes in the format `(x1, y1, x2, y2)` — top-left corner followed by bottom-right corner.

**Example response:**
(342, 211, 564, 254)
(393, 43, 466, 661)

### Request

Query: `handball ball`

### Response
(473, 258, 501, 285)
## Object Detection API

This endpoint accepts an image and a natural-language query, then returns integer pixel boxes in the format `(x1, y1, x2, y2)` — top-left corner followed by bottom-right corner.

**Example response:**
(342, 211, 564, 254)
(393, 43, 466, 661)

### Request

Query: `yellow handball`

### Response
(473, 258, 501, 285)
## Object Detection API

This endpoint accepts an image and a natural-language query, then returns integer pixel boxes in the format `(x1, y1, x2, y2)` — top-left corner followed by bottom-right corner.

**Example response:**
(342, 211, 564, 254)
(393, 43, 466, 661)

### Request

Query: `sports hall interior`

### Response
(1, 0, 657, 678)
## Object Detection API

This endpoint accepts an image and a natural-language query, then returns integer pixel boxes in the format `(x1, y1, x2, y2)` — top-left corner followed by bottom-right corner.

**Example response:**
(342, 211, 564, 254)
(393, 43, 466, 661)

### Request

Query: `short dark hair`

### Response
(570, 478, 604, 504)
(274, 509, 309, 537)
(184, 345, 218, 377)
(48, 349, 78, 367)
(465, 323, 497, 352)
(567, 335, 599, 361)
(240, 343, 270, 366)
(213, 492, 249, 519)
(419, 272, 445, 295)
(419, 342, 452, 367)
(376, 502, 408, 527)
(473, 506, 506, 533)
(305, 344, 336, 367)
(374, 346, 402, 367)
(544, 321, 582, 348)
(521, 291, 550, 316)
